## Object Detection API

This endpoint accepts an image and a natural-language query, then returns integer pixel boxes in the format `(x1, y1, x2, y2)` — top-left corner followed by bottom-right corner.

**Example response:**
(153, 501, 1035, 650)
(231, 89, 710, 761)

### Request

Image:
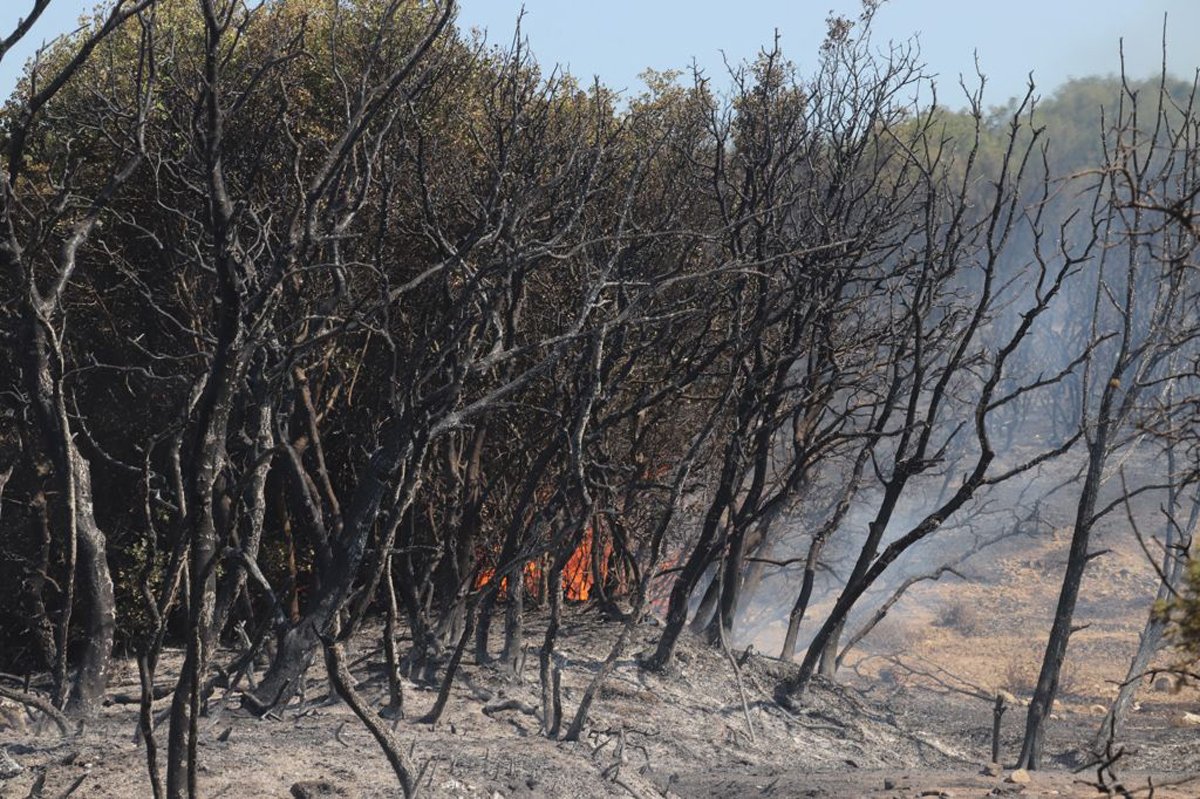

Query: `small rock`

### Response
(1154, 677, 1173, 692)
(983, 762, 1003, 777)
(1179, 711, 1200, 726)
(1006, 768, 1032, 784)
(0, 748, 23, 780)
(290, 780, 346, 799)
(884, 778, 897, 789)
(921, 791, 953, 797)
(1089, 704, 1108, 715)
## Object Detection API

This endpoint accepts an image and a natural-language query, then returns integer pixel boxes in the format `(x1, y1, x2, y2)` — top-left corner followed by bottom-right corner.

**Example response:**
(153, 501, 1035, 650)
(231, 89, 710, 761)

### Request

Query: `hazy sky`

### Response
(1, 1, 1198, 106)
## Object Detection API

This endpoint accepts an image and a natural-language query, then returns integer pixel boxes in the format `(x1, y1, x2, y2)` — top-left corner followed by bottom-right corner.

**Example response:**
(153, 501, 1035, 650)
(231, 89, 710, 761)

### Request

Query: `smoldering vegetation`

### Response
(1, 0, 1199, 795)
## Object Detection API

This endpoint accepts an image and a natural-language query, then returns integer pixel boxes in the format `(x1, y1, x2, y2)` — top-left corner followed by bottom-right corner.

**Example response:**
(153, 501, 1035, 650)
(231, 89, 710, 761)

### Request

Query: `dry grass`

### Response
(1002, 654, 1039, 697)
(1002, 651, 1080, 699)
(933, 597, 984, 637)
(865, 615, 922, 654)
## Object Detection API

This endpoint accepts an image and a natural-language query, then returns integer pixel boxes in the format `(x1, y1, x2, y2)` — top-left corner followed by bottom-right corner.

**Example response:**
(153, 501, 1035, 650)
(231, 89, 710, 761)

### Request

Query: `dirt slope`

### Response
(4, 496, 1200, 799)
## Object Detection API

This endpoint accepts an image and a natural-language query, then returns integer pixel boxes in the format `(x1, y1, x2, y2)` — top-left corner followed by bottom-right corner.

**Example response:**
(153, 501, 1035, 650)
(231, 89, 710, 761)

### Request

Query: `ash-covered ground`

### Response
(2, 596, 1198, 798)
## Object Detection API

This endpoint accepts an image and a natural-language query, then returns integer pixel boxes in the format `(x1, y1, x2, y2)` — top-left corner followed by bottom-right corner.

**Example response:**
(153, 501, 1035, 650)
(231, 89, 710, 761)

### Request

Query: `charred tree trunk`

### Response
(779, 442, 1002, 703)
(419, 593, 478, 725)
(166, 229, 253, 799)
(1091, 495, 1194, 752)
(500, 570, 526, 675)
(248, 431, 426, 710)
(324, 639, 418, 798)
(645, 468, 736, 670)
(28, 493, 58, 672)
(780, 543, 822, 662)
(474, 438, 559, 664)
(818, 618, 843, 679)
(780, 440, 870, 661)
(688, 567, 720, 636)
(644, 534, 720, 670)
(707, 521, 749, 645)
(433, 428, 487, 642)
(1017, 431, 1107, 769)
(539, 565, 564, 737)
(22, 309, 117, 717)
(731, 526, 773, 627)
(783, 475, 910, 694)
(382, 555, 404, 719)
(211, 396, 273, 644)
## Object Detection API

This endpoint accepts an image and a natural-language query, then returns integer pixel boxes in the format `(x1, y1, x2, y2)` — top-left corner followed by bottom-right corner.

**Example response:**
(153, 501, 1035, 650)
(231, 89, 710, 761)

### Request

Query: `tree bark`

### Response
(1018, 424, 1110, 769)
(539, 565, 564, 737)
(249, 432, 425, 710)
(23, 309, 117, 717)
(211, 398, 273, 645)
(780, 549, 821, 662)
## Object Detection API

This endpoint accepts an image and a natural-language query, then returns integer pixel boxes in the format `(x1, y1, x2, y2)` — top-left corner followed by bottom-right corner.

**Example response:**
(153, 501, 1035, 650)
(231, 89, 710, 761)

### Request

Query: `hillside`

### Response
(3, 534, 1199, 799)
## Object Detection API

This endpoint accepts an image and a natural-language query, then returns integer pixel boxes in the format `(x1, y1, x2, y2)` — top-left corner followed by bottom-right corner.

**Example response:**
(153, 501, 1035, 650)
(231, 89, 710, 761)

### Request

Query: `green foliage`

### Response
(1157, 558, 1200, 680)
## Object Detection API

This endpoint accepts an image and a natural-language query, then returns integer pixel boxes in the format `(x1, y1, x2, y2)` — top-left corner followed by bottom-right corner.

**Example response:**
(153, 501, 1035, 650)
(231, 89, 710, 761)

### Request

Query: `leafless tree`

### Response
(1018, 62, 1200, 770)
(776, 76, 1094, 703)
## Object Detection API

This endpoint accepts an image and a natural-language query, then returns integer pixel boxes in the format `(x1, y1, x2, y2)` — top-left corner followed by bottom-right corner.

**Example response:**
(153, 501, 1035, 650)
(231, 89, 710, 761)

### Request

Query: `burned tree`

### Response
(775, 74, 1096, 702)
(1018, 65, 1200, 770)
(645, 10, 946, 671)
(0, 0, 158, 715)
(6, 0, 1200, 793)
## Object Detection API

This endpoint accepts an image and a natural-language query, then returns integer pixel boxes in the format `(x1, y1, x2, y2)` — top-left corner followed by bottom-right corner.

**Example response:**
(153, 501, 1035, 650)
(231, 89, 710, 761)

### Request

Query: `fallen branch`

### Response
(716, 602, 755, 744)
(108, 684, 174, 705)
(0, 682, 71, 737)
(482, 697, 539, 717)
(881, 653, 995, 703)
(53, 773, 89, 799)
(836, 565, 966, 667)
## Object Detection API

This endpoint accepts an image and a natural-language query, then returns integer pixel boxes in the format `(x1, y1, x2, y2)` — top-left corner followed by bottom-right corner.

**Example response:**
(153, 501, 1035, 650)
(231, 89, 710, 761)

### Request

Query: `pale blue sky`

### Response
(2, 1, 1198, 107)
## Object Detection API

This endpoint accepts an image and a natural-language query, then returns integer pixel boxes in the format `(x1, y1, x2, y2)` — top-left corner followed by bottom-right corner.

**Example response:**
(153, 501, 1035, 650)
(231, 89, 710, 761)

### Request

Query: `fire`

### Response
(474, 525, 616, 602)
(562, 526, 612, 602)
(472, 560, 544, 596)
(474, 565, 497, 591)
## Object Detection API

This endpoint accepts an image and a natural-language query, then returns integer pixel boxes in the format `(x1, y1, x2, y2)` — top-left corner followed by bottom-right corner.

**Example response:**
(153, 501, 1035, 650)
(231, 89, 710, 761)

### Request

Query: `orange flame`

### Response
(563, 526, 612, 602)
(473, 557, 548, 597)
(474, 525, 618, 602)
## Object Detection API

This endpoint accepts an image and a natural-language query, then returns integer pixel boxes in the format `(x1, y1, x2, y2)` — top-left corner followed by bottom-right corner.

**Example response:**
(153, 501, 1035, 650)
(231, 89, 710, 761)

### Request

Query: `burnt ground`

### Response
(1, 599, 1198, 799)
(4, 471, 1200, 799)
